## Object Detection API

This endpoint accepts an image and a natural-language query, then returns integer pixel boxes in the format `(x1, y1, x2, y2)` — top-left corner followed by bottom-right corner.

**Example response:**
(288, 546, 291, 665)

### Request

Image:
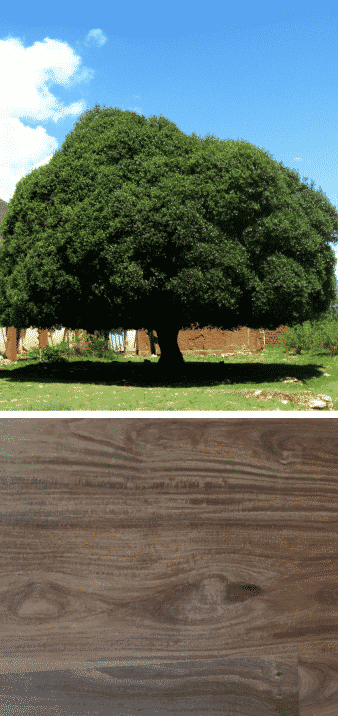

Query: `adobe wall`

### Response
(1, 324, 288, 362)
(136, 325, 287, 357)
(262, 325, 288, 346)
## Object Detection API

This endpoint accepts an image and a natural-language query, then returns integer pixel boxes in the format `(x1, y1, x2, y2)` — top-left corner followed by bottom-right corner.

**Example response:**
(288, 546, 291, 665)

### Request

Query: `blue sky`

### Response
(1, 0, 338, 274)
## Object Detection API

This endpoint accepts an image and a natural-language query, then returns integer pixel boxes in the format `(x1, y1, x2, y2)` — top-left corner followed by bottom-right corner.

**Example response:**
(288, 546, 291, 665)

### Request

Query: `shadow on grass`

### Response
(0, 353, 331, 389)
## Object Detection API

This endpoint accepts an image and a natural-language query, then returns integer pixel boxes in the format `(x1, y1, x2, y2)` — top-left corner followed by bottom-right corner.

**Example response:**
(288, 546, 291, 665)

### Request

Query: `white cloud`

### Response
(84, 29, 108, 48)
(0, 34, 97, 202)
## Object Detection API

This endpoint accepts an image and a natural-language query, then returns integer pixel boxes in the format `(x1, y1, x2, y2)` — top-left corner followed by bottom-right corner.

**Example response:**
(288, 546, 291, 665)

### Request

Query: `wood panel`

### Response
(0, 418, 337, 715)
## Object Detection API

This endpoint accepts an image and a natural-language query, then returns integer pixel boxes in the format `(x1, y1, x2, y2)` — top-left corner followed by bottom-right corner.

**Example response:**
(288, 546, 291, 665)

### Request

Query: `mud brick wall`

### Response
(261, 325, 287, 347)
(2, 324, 288, 361)
(177, 326, 261, 356)
(136, 325, 287, 357)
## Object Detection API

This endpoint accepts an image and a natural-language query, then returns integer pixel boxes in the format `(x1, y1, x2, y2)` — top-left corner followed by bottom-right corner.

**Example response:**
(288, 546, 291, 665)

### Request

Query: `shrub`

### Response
(278, 321, 312, 354)
(28, 330, 123, 363)
(278, 314, 338, 356)
(43, 331, 120, 361)
(41, 343, 69, 363)
(78, 331, 122, 361)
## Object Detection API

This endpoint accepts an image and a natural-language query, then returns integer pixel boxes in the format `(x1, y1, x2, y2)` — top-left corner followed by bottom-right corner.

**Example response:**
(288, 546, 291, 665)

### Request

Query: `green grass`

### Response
(1, 315, 338, 411)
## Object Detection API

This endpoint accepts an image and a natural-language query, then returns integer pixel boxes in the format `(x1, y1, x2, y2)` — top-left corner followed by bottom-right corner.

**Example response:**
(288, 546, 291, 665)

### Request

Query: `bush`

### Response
(24, 330, 124, 363)
(24, 343, 69, 363)
(74, 330, 122, 361)
(278, 321, 313, 354)
(278, 314, 338, 356)
(310, 315, 338, 355)
(40, 343, 69, 363)
(81, 331, 111, 359)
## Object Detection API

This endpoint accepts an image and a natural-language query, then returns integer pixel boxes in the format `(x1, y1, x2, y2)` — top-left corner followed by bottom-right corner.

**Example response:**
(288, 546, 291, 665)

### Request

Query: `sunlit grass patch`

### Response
(0, 316, 337, 411)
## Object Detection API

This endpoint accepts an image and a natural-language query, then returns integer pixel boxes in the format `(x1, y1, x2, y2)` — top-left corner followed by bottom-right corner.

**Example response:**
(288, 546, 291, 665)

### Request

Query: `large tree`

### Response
(0, 102, 337, 375)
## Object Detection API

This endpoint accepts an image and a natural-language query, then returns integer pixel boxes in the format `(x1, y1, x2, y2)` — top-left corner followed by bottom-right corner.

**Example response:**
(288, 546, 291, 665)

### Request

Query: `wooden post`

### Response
(258, 328, 266, 357)
(149, 329, 156, 356)
(5, 327, 18, 362)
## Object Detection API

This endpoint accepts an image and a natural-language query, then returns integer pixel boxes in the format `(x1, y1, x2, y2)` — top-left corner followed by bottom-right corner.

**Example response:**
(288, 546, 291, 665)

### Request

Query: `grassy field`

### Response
(0, 324, 338, 410)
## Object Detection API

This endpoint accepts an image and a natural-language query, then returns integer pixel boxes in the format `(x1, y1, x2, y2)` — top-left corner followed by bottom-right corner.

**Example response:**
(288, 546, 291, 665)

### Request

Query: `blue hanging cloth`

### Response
(108, 328, 125, 352)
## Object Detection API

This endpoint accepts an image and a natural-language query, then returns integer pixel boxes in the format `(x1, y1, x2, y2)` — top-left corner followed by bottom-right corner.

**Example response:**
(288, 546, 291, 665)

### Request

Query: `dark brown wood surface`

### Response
(0, 417, 337, 715)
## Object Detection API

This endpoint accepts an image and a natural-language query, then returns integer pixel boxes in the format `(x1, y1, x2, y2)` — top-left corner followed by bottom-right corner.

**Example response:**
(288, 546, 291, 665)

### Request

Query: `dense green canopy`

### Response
(0, 102, 337, 371)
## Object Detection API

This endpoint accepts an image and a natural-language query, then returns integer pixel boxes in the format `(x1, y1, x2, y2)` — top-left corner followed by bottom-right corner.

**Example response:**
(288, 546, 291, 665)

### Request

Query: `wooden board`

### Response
(0, 417, 337, 714)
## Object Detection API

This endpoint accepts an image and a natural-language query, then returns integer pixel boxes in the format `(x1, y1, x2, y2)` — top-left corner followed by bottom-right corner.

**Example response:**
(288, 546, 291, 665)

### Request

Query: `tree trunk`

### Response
(154, 324, 186, 377)
(146, 329, 159, 356)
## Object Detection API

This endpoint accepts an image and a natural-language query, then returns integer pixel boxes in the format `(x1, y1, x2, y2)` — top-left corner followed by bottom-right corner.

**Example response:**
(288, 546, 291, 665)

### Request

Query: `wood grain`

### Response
(0, 417, 337, 715)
